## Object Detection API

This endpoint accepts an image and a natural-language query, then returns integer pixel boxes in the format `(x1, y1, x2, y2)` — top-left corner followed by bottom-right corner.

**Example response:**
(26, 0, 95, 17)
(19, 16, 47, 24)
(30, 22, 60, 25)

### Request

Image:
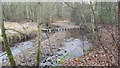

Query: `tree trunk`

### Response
(36, 2, 42, 68)
(118, 1, 120, 37)
(0, 2, 17, 67)
(118, 1, 120, 66)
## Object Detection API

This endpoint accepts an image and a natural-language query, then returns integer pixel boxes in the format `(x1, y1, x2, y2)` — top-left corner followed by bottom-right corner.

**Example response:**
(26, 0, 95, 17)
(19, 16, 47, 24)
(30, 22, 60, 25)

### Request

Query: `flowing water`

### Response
(40, 30, 92, 66)
(0, 40, 36, 62)
(0, 29, 93, 66)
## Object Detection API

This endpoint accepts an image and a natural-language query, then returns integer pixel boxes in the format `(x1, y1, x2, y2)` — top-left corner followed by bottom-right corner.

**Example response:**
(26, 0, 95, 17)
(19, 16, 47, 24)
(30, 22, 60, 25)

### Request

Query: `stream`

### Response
(41, 38, 92, 66)
(40, 30, 92, 66)
(1, 28, 93, 66)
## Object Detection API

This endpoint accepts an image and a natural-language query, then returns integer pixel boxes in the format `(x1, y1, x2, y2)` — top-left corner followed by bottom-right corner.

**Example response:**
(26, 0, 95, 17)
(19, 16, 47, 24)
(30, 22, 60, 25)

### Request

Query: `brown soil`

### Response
(63, 24, 118, 66)
(2, 21, 80, 66)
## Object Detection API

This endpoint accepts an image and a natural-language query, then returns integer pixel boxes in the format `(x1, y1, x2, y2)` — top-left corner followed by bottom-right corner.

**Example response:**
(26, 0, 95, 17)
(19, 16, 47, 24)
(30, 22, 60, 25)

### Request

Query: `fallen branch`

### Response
(5, 28, 26, 35)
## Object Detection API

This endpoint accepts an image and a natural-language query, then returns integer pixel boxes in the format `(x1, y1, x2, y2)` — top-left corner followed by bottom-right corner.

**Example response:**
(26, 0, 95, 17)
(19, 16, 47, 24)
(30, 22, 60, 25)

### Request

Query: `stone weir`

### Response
(41, 27, 84, 33)
(0, 22, 89, 51)
(0, 27, 86, 51)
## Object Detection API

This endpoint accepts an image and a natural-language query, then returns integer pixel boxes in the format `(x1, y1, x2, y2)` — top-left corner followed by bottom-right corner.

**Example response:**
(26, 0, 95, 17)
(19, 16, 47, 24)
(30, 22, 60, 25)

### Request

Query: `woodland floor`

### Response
(1, 21, 119, 66)
(63, 24, 118, 66)
(2, 21, 80, 66)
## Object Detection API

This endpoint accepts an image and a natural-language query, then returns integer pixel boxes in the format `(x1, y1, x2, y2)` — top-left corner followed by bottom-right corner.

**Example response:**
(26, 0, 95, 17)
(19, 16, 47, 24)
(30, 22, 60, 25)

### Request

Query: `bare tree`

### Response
(118, 1, 120, 41)
(0, 2, 17, 67)
(118, 1, 120, 65)
(36, 2, 42, 68)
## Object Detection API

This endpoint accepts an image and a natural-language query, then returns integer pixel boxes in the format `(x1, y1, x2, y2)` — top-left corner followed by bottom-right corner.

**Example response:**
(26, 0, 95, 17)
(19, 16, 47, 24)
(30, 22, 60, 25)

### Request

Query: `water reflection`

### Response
(40, 30, 92, 66)
(1, 28, 92, 66)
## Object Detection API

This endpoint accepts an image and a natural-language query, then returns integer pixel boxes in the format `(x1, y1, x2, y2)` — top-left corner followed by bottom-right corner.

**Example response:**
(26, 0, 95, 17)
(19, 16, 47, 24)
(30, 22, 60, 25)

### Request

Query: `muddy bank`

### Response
(0, 22, 59, 51)
(0, 22, 38, 51)
(0, 32, 53, 61)
(2, 30, 92, 66)
(1, 22, 93, 66)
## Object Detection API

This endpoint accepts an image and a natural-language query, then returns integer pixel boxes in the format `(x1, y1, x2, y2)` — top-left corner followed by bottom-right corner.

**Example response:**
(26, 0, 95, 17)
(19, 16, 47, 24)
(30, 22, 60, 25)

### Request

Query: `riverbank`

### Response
(63, 25, 118, 66)
(1, 21, 93, 66)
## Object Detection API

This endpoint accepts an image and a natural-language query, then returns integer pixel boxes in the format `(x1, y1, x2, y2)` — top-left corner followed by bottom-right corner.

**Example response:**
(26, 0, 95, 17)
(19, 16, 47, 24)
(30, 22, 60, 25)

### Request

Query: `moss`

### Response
(1, 22, 17, 67)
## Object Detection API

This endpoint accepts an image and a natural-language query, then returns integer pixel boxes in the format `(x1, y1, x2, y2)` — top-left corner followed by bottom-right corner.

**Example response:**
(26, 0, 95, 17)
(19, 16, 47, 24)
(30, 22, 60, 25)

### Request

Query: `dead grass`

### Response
(0, 22, 38, 47)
